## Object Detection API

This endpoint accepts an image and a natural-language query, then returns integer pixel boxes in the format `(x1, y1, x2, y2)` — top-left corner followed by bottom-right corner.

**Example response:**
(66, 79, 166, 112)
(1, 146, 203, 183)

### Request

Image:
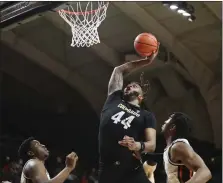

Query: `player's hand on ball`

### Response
(118, 136, 141, 151)
(65, 152, 78, 171)
(147, 43, 159, 62)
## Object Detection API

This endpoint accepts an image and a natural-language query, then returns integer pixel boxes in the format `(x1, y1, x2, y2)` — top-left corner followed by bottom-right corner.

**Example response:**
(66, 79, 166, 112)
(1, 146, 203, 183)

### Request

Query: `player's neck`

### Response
(128, 99, 140, 107)
(165, 136, 173, 147)
(33, 157, 45, 164)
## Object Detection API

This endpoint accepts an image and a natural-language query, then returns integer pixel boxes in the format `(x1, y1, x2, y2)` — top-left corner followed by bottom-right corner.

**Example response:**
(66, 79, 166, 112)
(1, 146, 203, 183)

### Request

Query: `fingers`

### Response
(67, 152, 78, 160)
(118, 136, 134, 145)
(123, 135, 133, 140)
(118, 141, 129, 147)
(119, 139, 134, 144)
(118, 140, 134, 149)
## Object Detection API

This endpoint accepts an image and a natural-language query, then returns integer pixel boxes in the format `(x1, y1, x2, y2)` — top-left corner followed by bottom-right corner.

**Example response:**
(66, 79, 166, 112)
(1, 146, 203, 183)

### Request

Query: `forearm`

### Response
(47, 167, 71, 183)
(135, 141, 155, 153)
(117, 58, 151, 75)
(186, 167, 212, 183)
(108, 57, 151, 95)
(144, 141, 156, 153)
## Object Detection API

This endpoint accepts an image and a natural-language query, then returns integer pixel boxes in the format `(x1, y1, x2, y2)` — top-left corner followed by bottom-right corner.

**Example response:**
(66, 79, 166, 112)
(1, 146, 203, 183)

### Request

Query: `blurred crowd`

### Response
(0, 156, 99, 183)
(0, 137, 221, 183)
(1, 154, 222, 183)
(1, 157, 22, 183)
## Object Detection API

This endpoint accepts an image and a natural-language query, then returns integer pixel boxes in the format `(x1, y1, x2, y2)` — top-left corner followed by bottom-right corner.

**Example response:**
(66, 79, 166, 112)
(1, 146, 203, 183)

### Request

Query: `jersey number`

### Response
(111, 111, 135, 129)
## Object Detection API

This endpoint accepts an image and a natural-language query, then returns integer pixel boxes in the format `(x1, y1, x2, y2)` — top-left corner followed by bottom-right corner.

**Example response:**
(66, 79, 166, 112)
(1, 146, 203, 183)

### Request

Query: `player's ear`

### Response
(27, 151, 34, 157)
(170, 124, 176, 132)
(138, 95, 143, 103)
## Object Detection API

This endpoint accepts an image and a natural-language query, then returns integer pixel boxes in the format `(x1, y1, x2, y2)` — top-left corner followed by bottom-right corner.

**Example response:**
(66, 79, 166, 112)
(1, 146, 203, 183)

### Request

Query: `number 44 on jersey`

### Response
(111, 111, 135, 129)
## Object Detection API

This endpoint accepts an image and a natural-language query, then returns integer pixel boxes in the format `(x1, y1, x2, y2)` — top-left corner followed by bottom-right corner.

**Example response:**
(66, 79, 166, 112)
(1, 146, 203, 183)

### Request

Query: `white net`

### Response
(58, 2, 109, 47)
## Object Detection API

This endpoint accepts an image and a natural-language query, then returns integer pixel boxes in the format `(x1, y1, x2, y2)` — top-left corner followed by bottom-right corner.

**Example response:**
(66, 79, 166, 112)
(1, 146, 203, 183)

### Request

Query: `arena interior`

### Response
(0, 1, 222, 183)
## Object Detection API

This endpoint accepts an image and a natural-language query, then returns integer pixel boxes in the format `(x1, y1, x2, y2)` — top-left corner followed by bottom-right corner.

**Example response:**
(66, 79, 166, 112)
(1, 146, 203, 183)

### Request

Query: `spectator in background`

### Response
(81, 172, 88, 183)
(55, 156, 64, 174)
(1, 157, 12, 182)
(18, 159, 23, 166)
(9, 161, 20, 183)
(2, 157, 10, 173)
(89, 168, 98, 183)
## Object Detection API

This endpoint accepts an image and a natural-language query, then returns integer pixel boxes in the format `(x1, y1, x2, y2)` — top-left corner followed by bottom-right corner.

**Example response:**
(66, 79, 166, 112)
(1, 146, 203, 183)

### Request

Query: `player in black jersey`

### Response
(98, 50, 158, 183)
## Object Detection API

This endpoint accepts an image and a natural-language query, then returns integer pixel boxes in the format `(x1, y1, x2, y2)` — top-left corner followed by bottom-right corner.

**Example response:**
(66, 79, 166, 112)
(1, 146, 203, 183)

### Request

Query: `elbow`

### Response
(146, 143, 156, 153)
(150, 144, 156, 152)
(114, 65, 128, 74)
(114, 66, 123, 73)
(207, 169, 212, 181)
(200, 166, 212, 182)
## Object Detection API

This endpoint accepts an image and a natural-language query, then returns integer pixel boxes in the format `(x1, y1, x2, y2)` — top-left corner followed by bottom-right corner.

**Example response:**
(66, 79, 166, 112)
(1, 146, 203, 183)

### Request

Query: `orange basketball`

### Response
(134, 33, 158, 57)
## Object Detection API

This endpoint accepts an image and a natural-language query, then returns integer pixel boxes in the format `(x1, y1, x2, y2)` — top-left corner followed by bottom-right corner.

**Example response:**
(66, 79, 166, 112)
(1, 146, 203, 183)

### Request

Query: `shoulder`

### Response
(142, 110, 155, 117)
(142, 111, 156, 129)
(24, 159, 44, 177)
(103, 90, 123, 109)
(143, 111, 156, 123)
(171, 141, 193, 159)
(108, 89, 123, 97)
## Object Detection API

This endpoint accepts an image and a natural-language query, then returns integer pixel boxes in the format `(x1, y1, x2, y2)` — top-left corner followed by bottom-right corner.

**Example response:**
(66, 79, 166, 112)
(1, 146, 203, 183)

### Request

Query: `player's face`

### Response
(123, 82, 143, 99)
(161, 115, 174, 133)
(30, 140, 49, 160)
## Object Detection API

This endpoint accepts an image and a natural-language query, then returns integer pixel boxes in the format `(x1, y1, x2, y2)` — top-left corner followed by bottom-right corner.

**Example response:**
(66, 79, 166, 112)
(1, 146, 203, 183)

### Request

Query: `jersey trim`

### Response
(167, 140, 188, 166)
(178, 166, 183, 183)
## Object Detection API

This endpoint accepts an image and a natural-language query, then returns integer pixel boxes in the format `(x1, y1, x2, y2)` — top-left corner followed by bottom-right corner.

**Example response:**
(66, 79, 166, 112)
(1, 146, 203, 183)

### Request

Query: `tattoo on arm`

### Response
(107, 53, 158, 96)
(108, 67, 123, 95)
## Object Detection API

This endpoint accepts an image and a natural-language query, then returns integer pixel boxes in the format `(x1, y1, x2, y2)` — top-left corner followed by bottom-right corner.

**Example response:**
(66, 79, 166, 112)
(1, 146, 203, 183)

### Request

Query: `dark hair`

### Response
(171, 112, 192, 139)
(18, 137, 35, 162)
(126, 72, 151, 98)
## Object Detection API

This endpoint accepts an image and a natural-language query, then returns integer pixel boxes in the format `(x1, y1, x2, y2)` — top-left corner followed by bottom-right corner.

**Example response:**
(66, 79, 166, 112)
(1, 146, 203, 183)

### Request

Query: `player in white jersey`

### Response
(161, 112, 212, 183)
(18, 137, 78, 183)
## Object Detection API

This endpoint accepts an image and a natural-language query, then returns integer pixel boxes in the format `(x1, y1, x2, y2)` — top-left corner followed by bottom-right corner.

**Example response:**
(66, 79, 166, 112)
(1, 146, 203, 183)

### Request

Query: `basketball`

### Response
(134, 33, 158, 57)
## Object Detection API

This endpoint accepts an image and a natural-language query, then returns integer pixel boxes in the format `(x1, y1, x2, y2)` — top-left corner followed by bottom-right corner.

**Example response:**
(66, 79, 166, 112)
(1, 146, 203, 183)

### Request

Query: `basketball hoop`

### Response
(58, 2, 109, 47)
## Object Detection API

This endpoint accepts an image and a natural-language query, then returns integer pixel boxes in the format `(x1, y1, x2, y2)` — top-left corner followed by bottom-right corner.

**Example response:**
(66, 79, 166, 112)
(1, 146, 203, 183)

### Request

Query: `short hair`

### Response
(18, 137, 35, 162)
(171, 112, 192, 139)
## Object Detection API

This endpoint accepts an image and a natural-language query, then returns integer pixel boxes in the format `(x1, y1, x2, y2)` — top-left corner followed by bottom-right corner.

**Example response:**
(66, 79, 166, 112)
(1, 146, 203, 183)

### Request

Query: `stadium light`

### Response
(183, 11, 191, 17)
(170, 4, 178, 10)
(177, 9, 186, 14)
(188, 15, 196, 22)
(162, 1, 196, 22)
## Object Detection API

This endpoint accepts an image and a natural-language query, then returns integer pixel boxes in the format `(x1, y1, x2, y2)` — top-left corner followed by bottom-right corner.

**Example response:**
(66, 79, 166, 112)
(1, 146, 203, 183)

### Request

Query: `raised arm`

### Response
(171, 142, 212, 183)
(108, 50, 158, 95)
(26, 152, 78, 183)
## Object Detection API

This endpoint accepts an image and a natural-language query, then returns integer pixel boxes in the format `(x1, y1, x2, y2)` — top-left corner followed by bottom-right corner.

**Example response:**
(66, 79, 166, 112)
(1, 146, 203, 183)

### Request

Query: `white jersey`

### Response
(163, 139, 194, 183)
(20, 159, 50, 183)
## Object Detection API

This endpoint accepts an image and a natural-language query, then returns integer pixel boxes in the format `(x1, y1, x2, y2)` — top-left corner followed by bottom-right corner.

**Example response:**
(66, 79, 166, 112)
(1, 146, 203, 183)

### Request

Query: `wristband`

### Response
(139, 142, 145, 153)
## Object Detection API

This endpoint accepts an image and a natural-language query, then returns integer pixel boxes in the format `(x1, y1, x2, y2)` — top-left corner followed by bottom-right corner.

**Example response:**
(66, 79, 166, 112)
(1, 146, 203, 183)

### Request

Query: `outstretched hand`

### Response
(146, 43, 160, 63)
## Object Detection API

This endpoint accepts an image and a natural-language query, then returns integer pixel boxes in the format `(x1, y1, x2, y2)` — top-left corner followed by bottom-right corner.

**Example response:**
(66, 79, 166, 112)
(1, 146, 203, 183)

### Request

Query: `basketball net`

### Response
(58, 2, 109, 47)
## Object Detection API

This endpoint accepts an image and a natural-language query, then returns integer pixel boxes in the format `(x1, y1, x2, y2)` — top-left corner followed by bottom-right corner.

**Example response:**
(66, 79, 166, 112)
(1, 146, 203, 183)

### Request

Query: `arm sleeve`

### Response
(102, 90, 123, 111)
(144, 112, 156, 129)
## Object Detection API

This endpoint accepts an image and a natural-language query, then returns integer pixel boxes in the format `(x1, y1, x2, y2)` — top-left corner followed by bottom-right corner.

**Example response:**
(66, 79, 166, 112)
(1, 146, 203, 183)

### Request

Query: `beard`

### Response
(123, 91, 139, 102)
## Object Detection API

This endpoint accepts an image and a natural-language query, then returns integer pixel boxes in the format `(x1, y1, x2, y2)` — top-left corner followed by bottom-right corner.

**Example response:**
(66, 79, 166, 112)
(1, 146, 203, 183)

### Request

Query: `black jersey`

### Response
(99, 90, 156, 163)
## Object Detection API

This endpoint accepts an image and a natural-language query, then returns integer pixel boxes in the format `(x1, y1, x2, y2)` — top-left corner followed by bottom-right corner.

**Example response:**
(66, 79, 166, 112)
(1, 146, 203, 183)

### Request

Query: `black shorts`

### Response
(98, 161, 151, 183)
